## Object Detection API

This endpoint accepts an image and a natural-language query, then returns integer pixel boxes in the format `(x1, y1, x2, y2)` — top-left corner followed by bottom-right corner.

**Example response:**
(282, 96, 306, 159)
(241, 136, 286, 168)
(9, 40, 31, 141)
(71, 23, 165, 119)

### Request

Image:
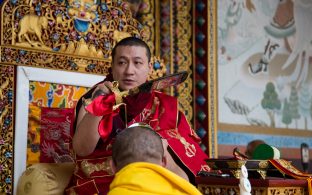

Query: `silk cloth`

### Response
(269, 159, 312, 195)
(66, 77, 209, 194)
(108, 162, 202, 195)
(27, 81, 88, 165)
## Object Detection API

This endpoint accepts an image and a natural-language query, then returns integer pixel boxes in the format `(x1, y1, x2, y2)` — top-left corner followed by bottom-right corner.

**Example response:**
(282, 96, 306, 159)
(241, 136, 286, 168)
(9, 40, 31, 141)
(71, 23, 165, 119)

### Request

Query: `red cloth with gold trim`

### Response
(269, 159, 312, 195)
(126, 91, 210, 175)
(269, 159, 312, 179)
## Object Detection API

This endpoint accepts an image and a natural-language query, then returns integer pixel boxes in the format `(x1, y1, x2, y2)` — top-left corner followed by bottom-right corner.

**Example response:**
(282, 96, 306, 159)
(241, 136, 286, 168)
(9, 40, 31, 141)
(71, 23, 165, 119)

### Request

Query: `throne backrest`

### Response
(0, 0, 166, 194)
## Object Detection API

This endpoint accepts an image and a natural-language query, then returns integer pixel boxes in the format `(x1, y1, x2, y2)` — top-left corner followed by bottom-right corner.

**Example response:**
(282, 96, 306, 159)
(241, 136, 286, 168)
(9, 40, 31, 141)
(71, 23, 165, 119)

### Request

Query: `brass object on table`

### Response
(205, 159, 275, 179)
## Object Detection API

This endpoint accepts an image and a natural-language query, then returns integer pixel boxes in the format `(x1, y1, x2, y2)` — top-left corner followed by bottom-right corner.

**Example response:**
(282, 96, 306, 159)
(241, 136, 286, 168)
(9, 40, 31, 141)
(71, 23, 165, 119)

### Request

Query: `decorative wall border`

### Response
(207, 0, 218, 158)
(175, 0, 193, 122)
(0, 46, 111, 74)
(140, 0, 156, 55)
(0, 65, 14, 194)
(158, 0, 194, 130)
(193, 0, 217, 157)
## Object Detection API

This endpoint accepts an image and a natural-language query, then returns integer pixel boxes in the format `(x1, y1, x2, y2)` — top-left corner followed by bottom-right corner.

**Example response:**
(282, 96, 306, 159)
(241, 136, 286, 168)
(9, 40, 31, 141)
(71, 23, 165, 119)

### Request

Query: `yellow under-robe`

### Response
(108, 162, 202, 195)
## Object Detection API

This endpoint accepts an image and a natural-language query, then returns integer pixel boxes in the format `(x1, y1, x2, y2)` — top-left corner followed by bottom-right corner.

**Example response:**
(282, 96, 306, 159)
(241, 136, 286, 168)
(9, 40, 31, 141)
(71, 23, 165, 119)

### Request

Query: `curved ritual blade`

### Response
(129, 71, 189, 95)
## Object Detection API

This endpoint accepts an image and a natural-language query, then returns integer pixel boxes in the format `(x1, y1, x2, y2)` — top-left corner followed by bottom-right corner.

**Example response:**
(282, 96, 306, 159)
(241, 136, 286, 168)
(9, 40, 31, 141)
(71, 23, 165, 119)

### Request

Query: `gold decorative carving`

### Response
(1, 0, 143, 73)
(67, 0, 98, 28)
(81, 157, 113, 178)
(113, 30, 132, 43)
(0, 65, 14, 194)
(175, 0, 193, 121)
(33, 57, 53, 64)
(72, 58, 90, 72)
(17, 11, 49, 49)
(0, 78, 10, 99)
(257, 169, 267, 179)
(198, 185, 239, 195)
(259, 160, 269, 169)
(198, 184, 306, 195)
(1, 46, 111, 74)
(135, 0, 155, 55)
(226, 160, 246, 169)
(0, 106, 9, 130)
(148, 56, 166, 80)
(0, 1, 147, 194)
(230, 169, 241, 179)
(269, 188, 305, 195)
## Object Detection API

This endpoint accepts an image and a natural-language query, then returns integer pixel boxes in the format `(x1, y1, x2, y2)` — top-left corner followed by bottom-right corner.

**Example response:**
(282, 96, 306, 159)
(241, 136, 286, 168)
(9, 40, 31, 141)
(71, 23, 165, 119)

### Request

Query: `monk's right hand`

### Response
(91, 81, 114, 100)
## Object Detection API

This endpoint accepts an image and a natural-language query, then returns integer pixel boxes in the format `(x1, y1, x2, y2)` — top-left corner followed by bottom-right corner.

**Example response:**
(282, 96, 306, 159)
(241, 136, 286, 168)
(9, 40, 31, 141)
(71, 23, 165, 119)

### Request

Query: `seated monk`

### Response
(108, 124, 202, 195)
(65, 37, 209, 194)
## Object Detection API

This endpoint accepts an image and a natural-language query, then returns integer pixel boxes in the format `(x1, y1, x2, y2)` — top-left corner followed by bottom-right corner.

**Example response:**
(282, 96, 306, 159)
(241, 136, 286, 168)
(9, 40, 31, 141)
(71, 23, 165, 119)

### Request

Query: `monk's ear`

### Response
(161, 156, 167, 168)
(109, 158, 117, 174)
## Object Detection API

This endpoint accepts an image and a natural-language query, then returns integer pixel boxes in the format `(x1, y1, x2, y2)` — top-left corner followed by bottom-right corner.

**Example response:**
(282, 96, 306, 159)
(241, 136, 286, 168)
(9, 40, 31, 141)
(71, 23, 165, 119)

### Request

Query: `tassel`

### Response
(308, 177, 312, 195)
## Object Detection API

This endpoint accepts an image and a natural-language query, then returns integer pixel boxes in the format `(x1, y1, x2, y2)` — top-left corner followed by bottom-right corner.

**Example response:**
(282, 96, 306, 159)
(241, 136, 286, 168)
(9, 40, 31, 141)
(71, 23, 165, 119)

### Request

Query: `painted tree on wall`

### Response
(289, 85, 300, 128)
(261, 82, 281, 128)
(299, 83, 311, 129)
(311, 99, 312, 121)
(282, 99, 292, 128)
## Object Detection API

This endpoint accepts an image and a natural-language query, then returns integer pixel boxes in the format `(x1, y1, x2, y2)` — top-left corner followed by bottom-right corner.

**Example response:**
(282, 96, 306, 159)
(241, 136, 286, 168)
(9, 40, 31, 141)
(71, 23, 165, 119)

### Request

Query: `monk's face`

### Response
(112, 45, 152, 90)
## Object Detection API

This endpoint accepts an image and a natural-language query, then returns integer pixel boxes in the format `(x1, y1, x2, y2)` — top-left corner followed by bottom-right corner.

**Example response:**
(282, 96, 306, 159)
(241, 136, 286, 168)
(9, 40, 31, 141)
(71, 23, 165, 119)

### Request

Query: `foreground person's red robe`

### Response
(66, 80, 210, 195)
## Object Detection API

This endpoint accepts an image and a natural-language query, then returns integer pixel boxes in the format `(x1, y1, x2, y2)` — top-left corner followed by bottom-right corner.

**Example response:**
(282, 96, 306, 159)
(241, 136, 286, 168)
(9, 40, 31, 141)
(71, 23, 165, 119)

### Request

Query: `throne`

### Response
(0, 0, 165, 194)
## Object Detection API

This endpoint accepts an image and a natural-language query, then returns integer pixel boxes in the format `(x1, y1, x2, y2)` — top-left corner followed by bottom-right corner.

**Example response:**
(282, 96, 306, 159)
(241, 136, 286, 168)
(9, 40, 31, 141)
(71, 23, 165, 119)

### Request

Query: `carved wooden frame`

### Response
(206, 0, 218, 157)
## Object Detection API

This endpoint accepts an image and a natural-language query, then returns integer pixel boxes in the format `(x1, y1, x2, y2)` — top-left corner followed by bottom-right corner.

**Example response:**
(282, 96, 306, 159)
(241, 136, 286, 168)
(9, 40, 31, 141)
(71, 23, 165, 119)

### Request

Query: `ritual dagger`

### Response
(128, 70, 188, 95)
(85, 71, 189, 106)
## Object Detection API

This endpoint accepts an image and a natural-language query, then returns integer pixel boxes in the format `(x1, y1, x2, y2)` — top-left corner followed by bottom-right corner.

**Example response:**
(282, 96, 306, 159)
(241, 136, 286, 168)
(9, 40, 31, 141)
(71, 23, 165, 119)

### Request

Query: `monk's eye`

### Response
(118, 60, 127, 66)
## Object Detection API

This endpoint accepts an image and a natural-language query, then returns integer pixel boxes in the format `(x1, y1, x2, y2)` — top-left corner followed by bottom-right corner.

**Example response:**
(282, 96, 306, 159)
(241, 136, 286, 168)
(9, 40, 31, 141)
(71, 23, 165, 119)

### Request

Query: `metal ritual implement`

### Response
(91, 71, 189, 105)
(84, 71, 189, 125)
(128, 70, 189, 95)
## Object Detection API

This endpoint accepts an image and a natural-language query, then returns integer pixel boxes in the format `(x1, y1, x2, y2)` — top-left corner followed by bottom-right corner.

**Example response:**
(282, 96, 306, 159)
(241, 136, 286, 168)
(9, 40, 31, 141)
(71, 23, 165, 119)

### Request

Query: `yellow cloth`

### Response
(108, 162, 202, 195)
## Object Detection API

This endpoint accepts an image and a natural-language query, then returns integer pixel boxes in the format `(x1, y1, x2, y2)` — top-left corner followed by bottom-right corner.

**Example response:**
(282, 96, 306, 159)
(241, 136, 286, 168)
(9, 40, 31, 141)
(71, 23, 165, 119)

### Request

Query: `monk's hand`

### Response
(91, 81, 114, 100)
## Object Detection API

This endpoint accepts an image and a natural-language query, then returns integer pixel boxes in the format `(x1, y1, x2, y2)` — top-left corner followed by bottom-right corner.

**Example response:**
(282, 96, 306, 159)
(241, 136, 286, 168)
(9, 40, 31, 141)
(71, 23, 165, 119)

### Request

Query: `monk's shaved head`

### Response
(112, 125, 164, 171)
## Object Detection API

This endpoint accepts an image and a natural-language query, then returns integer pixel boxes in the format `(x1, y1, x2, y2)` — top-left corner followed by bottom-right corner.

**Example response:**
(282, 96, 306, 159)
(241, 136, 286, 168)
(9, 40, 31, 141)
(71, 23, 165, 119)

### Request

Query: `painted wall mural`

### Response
(218, 0, 312, 132)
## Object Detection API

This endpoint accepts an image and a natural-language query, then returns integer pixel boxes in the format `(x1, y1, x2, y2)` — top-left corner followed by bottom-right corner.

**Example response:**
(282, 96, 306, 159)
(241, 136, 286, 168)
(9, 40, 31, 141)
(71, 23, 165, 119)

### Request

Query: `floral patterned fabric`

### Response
(40, 107, 74, 163)
(27, 81, 88, 165)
